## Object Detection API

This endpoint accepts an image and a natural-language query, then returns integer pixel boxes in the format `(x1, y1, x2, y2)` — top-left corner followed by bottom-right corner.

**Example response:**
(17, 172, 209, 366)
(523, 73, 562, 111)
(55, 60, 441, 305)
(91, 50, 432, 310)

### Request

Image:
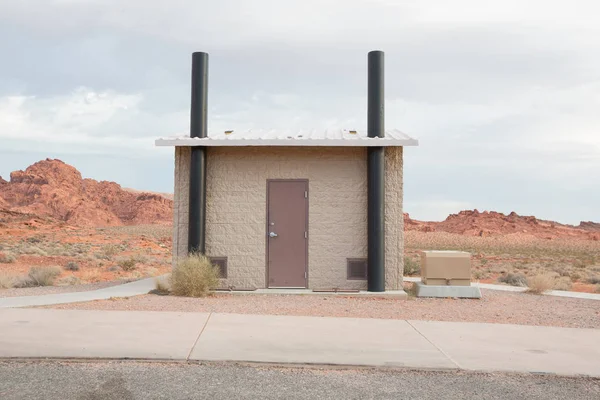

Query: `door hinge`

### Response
(304, 190, 307, 198)
(304, 231, 308, 239)
(305, 271, 307, 279)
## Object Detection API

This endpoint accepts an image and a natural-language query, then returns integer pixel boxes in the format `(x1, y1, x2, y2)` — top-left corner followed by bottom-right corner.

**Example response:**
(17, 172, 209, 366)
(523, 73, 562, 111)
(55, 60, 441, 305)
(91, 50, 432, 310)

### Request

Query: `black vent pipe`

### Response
(367, 50, 385, 292)
(188, 52, 208, 254)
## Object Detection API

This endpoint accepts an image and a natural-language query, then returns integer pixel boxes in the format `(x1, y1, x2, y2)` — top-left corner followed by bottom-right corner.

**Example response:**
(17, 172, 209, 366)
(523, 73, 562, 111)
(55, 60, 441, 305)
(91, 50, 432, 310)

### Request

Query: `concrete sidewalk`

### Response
(0, 309, 598, 378)
(0, 277, 157, 308)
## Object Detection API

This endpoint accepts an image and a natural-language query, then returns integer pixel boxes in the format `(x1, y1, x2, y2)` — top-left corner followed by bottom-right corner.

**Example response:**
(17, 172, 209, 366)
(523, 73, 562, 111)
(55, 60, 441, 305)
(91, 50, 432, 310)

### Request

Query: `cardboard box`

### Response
(420, 251, 471, 286)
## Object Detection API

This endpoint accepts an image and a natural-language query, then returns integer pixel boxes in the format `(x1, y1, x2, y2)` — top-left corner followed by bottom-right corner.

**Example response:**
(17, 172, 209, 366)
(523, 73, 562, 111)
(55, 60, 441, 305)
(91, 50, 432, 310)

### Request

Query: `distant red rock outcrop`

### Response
(404, 209, 599, 240)
(0, 159, 172, 227)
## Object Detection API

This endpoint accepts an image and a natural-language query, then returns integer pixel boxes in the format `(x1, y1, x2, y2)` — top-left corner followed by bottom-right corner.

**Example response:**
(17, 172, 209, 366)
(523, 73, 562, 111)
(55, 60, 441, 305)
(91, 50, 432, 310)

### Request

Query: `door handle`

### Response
(269, 232, 278, 238)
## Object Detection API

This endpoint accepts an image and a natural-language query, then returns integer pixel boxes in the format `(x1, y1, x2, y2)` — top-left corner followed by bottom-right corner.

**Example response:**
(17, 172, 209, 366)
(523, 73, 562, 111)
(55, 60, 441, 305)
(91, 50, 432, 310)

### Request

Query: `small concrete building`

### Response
(156, 51, 418, 292)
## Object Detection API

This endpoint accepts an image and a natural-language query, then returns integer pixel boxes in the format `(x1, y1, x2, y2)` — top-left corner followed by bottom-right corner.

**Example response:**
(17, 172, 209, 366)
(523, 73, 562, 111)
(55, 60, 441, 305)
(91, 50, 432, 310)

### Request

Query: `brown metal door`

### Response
(267, 180, 308, 288)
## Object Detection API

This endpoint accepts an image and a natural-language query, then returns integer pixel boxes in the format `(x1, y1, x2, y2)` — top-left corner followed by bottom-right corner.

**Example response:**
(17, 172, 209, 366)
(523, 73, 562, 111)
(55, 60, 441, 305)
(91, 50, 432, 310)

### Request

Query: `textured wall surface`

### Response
(172, 146, 404, 290)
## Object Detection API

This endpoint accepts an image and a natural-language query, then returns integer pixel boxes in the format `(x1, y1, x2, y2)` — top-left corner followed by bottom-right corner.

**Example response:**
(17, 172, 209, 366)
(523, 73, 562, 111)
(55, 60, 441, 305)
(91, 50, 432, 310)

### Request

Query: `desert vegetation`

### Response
(170, 253, 221, 297)
(405, 231, 600, 293)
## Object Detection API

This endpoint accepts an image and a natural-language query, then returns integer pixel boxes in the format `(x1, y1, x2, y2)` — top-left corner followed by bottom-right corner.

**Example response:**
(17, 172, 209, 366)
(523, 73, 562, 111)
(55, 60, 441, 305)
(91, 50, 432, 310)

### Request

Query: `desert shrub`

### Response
(403, 256, 421, 276)
(526, 274, 555, 294)
(497, 273, 527, 287)
(19, 246, 48, 256)
(586, 275, 600, 285)
(64, 262, 80, 271)
(0, 252, 16, 263)
(99, 244, 119, 259)
(27, 266, 62, 286)
(132, 254, 149, 264)
(171, 253, 220, 297)
(118, 257, 137, 271)
(0, 273, 15, 289)
(12, 276, 36, 288)
(81, 270, 102, 283)
(153, 275, 172, 295)
(553, 277, 572, 291)
(57, 276, 82, 286)
(569, 272, 581, 282)
(473, 270, 487, 280)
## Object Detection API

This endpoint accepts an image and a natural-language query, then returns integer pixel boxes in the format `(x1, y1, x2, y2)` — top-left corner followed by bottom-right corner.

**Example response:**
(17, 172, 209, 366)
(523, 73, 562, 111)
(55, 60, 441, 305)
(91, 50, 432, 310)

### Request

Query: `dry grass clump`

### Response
(552, 276, 572, 291)
(81, 270, 103, 283)
(0, 273, 16, 289)
(526, 274, 555, 294)
(117, 257, 137, 271)
(403, 256, 421, 276)
(153, 275, 172, 295)
(57, 275, 82, 286)
(27, 266, 62, 286)
(587, 275, 600, 285)
(171, 253, 220, 298)
(0, 252, 16, 263)
(64, 261, 80, 271)
(497, 273, 527, 287)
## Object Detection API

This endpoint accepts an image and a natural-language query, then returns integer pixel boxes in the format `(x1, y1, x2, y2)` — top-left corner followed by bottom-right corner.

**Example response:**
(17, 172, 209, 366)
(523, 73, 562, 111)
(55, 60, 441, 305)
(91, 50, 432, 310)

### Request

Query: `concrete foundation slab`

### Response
(410, 320, 600, 377)
(190, 313, 456, 369)
(0, 308, 209, 360)
(414, 282, 481, 299)
(216, 289, 408, 299)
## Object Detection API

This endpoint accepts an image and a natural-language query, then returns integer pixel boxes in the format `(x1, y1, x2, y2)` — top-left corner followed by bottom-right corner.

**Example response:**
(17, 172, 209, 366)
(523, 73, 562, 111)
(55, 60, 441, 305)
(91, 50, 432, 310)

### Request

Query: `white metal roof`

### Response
(155, 129, 418, 147)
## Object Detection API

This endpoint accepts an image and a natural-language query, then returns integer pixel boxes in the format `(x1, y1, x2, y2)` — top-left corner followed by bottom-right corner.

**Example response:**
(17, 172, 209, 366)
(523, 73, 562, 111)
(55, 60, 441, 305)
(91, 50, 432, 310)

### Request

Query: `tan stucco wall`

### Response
(173, 146, 404, 290)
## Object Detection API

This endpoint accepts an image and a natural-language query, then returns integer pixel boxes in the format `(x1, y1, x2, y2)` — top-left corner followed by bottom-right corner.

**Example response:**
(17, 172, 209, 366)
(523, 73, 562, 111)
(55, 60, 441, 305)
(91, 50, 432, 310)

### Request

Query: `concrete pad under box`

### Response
(414, 282, 482, 299)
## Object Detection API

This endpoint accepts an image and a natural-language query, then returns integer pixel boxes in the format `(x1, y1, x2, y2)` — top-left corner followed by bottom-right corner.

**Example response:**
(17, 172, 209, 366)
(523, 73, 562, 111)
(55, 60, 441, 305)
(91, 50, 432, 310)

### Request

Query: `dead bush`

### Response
(57, 275, 82, 286)
(586, 275, 600, 285)
(171, 253, 220, 297)
(553, 276, 572, 291)
(0, 273, 16, 289)
(0, 252, 16, 264)
(12, 276, 36, 288)
(152, 275, 171, 295)
(526, 274, 555, 294)
(497, 273, 527, 287)
(118, 257, 137, 271)
(28, 266, 62, 286)
(403, 256, 421, 276)
(64, 262, 80, 271)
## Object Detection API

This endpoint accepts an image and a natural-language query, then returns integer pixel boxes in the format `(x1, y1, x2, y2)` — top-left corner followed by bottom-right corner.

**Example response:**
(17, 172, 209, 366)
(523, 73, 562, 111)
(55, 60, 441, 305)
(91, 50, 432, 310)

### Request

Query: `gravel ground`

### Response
(1, 361, 598, 400)
(41, 287, 600, 329)
(0, 281, 125, 298)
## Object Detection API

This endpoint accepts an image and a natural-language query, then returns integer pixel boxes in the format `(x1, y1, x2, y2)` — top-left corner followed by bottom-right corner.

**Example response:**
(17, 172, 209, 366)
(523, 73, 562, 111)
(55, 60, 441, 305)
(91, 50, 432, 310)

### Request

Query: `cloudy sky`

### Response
(0, 0, 598, 224)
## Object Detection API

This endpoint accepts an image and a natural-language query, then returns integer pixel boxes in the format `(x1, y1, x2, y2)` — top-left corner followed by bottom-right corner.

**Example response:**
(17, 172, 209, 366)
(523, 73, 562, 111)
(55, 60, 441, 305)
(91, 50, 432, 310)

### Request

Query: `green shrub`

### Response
(498, 273, 527, 287)
(27, 266, 61, 286)
(171, 253, 220, 297)
(403, 256, 420, 276)
(118, 257, 137, 271)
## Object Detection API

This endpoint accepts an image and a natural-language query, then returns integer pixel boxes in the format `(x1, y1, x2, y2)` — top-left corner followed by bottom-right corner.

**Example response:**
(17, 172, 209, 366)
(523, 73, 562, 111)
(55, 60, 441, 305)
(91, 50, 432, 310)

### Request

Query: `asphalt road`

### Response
(0, 361, 598, 400)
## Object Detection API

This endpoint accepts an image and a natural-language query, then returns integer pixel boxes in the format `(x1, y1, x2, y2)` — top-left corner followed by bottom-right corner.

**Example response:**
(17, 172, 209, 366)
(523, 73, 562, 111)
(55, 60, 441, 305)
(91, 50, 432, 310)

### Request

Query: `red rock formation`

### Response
(0, 159, 172, 227)
(406, 209, 598, 240)
(578, 221, 600, 231)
